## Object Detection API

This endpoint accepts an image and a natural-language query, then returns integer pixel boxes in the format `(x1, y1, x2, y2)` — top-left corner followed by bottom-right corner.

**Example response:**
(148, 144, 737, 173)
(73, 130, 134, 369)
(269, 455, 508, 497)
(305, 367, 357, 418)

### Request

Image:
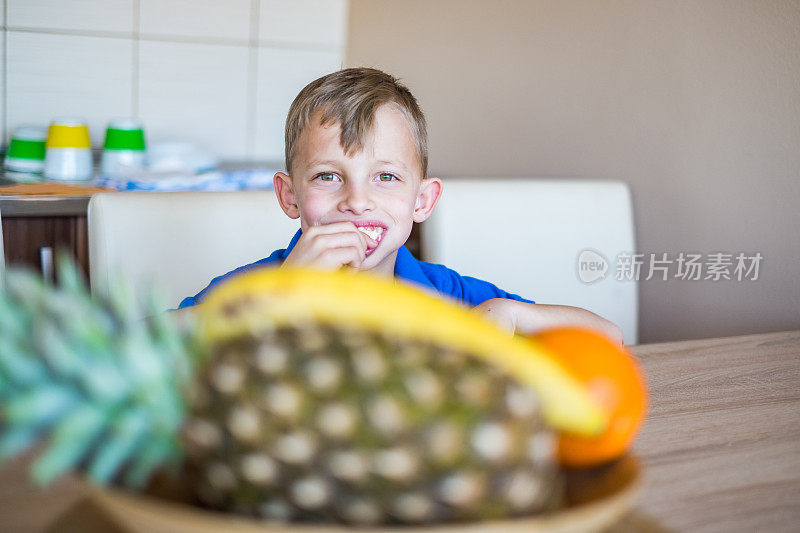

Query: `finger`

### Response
(309, 231, 369, 255)
(305, 221, 367, 236)
(343, 246, 366, 268)
(357, 230, 378, 247)
(318, 246, 365, 269)
(348, 227, 379, 251)
(350, 226, 370, 250)
(309, 222, 378, 248)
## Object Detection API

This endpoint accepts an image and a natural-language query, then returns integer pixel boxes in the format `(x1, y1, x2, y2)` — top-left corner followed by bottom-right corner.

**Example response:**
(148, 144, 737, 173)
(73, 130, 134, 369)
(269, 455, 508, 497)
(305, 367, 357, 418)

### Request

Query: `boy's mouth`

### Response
(354, 224, 386, 257)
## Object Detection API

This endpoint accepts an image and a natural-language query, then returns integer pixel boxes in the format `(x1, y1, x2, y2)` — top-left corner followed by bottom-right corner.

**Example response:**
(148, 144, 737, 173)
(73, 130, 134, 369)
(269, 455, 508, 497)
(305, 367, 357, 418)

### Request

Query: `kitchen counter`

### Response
(0, 161, 281, 217)
(0, 194, 93, 217)
(0, 174, 109, 216)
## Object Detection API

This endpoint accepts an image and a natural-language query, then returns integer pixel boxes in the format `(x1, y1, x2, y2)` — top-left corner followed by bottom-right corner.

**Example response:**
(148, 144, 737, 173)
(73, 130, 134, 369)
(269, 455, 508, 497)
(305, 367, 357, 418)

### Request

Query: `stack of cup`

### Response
(101, 118, 146, 177)
(44, 118, 93, 181)
(4, 126, 47, 173)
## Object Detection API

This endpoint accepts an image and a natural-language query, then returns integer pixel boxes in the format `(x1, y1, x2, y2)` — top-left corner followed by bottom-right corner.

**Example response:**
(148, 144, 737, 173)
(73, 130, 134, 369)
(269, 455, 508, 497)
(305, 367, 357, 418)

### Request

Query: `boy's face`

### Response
(274, 104, 442, 276)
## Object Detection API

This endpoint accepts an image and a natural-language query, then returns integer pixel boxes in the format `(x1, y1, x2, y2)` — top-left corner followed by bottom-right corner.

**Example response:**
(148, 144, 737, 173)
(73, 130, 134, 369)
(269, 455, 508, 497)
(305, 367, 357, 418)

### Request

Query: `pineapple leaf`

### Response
(3, 269, 50, 309)
(32, 404, 106, 485)
(0, 256, 199, 488)
(0, 336, 47, 386)
(55, 249, 88, 295)
(4, 385, 79, 427)
(0, 293, 30, 340)
(123, 437, 179, 489)
(106, 266, 139, 329)
(87, 408, 149, 484)
(0, 427, 38, 461)
(32, 318, 85, 379)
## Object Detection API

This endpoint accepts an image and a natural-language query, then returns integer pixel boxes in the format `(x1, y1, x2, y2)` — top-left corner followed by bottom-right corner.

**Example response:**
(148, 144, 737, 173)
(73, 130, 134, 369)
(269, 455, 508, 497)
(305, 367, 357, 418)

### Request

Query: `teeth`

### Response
(357, 226, 385, 241)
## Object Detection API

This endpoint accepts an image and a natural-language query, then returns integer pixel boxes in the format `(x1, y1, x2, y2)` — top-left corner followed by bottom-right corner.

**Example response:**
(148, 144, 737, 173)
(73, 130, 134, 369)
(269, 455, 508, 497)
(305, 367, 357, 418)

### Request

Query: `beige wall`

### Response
(346, 0, 800, 343)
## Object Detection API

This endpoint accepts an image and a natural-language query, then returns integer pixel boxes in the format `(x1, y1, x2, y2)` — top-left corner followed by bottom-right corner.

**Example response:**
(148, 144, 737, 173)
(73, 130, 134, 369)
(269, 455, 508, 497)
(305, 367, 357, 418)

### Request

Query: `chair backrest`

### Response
(421, 178, 638, 345)
(88, 191, 299, 310)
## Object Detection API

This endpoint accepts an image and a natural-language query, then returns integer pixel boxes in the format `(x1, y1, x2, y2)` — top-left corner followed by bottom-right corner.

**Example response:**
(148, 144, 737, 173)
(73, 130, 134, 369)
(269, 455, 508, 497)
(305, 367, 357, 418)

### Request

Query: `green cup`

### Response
(101, 118, 146, 177)
(5, 126, 47, 173)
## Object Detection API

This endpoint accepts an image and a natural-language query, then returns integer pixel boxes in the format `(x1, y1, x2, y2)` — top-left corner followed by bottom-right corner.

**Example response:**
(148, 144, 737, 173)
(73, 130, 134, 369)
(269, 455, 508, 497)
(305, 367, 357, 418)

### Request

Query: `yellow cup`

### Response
(46, 119, 91, 149)
(44, 118, 93, 180)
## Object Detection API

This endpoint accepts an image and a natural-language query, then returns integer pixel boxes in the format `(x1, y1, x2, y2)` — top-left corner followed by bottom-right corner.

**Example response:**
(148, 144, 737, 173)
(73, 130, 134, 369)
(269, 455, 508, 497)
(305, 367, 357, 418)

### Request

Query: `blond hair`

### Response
(284, 67, 428, 178)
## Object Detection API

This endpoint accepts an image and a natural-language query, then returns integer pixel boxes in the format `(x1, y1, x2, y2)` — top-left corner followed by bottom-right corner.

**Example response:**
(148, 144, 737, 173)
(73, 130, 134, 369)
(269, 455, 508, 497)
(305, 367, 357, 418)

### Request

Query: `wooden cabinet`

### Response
(1, 215, 89, 280)
(1, 196, 92, 281)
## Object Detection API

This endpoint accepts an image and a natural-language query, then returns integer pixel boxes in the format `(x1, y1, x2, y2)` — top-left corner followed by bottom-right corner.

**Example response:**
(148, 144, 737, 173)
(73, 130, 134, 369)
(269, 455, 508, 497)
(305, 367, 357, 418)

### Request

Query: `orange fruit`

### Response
(532, 327, 648, 468)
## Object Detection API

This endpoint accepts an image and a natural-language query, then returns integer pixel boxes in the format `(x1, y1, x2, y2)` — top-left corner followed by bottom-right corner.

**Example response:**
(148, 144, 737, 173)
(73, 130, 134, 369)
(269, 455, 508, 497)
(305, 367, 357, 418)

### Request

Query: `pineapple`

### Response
(0, 256, 605, 525)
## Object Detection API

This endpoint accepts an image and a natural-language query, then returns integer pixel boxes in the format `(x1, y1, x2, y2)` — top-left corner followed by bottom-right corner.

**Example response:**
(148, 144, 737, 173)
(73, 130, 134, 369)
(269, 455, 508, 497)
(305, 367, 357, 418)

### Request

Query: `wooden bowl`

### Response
(89, 455, 640, 533)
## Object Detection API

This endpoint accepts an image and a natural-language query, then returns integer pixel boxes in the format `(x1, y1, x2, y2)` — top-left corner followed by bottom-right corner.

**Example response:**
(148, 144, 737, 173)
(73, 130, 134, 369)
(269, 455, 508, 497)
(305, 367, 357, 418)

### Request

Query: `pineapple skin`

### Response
(184, 324, 563, 525)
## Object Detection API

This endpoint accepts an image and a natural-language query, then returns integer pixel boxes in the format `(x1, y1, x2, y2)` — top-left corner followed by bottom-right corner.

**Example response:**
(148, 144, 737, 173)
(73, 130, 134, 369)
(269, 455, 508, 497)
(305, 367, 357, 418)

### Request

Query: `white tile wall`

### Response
(7, 0, 134, 35)
(255, 48, 342, 161)
(0, 34, 4, 144)
(138, 41, 250, 158)
(1, 0, 4, 144)
(260, 0, 348, 48)
(139, 0, 251, 42)
(2, 1, 349, 161)
(6, 32, 134, 143)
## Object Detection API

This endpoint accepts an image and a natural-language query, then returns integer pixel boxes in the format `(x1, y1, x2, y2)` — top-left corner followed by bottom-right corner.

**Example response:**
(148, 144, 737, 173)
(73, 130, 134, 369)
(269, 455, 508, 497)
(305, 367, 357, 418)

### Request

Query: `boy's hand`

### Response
(282, 222, 378, 270)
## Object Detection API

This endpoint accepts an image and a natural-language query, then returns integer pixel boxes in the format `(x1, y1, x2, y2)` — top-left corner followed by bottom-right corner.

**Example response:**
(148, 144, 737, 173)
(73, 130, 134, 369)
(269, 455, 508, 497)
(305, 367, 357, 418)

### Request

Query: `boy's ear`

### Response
(274, 171, 300, 219)
(412, 177, 443, 223)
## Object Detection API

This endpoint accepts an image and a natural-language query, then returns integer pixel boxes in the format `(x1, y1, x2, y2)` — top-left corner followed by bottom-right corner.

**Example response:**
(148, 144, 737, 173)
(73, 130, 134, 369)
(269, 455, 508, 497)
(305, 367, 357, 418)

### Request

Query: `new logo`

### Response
(577, 249, 608, 283)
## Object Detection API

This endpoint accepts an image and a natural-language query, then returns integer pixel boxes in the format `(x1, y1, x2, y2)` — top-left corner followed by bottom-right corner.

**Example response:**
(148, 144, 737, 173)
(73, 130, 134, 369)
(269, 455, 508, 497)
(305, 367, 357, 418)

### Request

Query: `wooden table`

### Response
(1, 330, 799, 532)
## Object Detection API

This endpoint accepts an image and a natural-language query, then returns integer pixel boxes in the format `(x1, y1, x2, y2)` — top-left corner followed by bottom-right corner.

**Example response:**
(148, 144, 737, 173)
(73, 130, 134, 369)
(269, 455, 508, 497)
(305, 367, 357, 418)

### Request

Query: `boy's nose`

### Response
(338, 185, 375, 215)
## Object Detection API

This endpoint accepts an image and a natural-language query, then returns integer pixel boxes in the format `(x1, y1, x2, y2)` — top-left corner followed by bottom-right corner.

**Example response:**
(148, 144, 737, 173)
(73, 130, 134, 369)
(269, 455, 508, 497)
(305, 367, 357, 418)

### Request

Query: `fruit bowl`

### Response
(88, 455, 640, 533)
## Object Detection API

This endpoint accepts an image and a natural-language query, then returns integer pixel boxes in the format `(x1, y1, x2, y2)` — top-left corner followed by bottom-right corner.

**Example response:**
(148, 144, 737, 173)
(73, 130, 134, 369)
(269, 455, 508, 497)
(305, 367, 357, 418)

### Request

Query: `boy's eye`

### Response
(316, 172, 339, 182)
(377, 173, 398, 182)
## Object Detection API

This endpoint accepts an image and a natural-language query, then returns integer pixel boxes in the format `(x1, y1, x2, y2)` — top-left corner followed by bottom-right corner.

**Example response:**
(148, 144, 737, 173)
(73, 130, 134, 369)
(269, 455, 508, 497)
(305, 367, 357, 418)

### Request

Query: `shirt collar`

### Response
(393, 244, 437, 292)
(280, 228, 304, 259)
(279, 228, 436, 292)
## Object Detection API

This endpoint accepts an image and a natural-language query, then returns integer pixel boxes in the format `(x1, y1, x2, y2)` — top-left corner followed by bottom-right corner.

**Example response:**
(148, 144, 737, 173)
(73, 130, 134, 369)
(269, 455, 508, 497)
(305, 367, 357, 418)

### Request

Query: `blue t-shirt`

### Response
(178, 229, 534, 309)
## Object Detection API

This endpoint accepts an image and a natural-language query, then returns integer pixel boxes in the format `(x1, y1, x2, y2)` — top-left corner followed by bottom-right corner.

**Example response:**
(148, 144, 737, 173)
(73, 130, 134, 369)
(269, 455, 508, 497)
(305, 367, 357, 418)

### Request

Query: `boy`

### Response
(177, 68, 622, 344)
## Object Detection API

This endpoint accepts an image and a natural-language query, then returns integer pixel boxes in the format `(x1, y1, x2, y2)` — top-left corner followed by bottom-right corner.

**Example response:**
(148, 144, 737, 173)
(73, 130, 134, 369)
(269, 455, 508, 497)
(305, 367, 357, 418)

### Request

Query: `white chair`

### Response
(88, 191, 299, 310)
(421, 178, 638, 345)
